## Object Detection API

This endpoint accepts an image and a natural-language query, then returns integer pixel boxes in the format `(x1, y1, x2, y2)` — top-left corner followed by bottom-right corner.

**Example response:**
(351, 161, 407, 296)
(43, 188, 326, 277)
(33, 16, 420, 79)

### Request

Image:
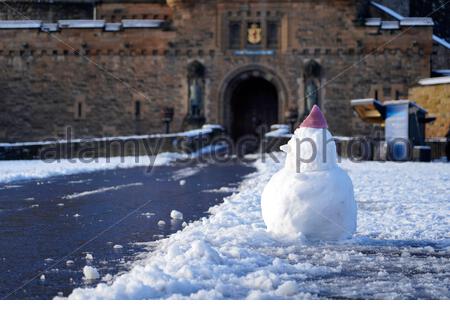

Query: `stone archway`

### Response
(219, 65, 288, 140)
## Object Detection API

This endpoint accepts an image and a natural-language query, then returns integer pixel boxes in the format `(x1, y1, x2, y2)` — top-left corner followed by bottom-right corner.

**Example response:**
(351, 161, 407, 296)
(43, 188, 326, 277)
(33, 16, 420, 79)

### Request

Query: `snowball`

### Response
(141, 212, 155, 218)
(182, 221, 188, 228)
(66, 260, 74, 266)
(40, 274, 45, 281)
(73, 214, 81, 218)
(85, 253, 93, 260)
(83, 266, 100, 280)
(157, 220, 166, 226)
(113, 244, 123, 250)
(179, 179, 186, 186)
(170, 210, 183, 220)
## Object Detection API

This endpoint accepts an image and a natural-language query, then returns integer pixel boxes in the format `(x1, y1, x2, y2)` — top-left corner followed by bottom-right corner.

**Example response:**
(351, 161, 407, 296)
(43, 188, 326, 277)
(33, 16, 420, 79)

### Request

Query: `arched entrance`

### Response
(220, 66, 287, 141)
(230, 77, 278, 140)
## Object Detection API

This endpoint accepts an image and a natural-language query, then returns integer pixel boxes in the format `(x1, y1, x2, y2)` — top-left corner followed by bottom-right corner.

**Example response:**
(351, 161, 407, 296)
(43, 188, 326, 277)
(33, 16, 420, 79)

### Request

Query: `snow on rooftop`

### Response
(400, 17, 434, 27)
(66, 154, 450, 299)
(381, 21, 399, 30)
(58, 20, 105, 29)
(122, 19, 163, 28)
(365, 18, 381, 27)
(418, 76, 450, 86)
(432, 35, 450, 50)
(370, 1, 404, 20)
(383, 99, 411, 105)
(371, 2, 448, 50)
(0, 20, 42, 29)
(433, 69, 450, 76)
(350, 98, 380, 105)
(104, 23, 122, 32)
(41, 23, 58, 32)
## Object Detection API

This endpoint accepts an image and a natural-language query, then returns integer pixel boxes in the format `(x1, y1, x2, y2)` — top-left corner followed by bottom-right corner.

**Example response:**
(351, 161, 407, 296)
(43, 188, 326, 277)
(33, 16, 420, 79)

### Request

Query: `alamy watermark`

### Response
(3, 126, 418, 174)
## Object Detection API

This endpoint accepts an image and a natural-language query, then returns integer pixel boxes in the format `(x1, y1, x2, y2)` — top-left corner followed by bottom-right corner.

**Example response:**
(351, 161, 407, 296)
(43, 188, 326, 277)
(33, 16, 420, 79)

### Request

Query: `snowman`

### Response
(261, 105, 357, 241)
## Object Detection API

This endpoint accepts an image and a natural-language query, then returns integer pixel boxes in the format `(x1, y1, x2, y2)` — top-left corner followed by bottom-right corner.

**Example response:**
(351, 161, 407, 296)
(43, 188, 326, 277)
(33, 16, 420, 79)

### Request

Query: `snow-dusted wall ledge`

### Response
(0, 125, 224, 160)
(0, 19, 165, 32)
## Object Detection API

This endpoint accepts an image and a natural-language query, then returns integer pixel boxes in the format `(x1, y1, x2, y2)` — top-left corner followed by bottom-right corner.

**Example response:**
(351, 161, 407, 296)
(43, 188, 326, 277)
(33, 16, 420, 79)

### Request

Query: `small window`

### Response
(134, 101, 141, 120)
(74, 99, 84, 120)
(395, 90, 400, 100)
(77, 102, 83, 118)
(229, 22, 241, 49)
(267, 22, 279, 48)
(374, 90, 379, 100)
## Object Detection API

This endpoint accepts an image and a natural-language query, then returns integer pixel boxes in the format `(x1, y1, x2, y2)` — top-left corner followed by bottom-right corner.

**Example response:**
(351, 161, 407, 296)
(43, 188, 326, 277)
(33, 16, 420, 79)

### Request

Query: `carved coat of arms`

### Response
(247, 23, 262, 45)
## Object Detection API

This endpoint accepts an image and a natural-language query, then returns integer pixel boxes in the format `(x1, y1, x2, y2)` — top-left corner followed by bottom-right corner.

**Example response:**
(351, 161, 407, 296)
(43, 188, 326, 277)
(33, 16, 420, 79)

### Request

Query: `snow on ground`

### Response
(0, 152, 186, 183)
(62, 183, 144, 200)
(68, 154, 450, 299)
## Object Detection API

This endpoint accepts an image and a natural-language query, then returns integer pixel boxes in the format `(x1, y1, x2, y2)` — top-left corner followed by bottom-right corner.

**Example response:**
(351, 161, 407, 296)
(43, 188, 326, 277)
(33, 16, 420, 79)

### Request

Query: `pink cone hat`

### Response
(299, 105, 328, 128)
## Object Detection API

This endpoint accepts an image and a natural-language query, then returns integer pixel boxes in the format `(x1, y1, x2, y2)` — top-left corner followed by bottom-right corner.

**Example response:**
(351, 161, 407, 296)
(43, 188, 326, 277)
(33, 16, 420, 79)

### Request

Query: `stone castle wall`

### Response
(0, 1, 94, 21)
(0, 0, 434, 142)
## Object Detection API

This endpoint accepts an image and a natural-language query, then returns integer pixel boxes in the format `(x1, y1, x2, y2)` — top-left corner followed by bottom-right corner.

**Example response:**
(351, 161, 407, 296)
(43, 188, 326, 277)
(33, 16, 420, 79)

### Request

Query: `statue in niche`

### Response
(303, 60, 321, 115)
(189, 78, 203, 117)
(305, 79, 318, 113)
(187, 61, 205, 119)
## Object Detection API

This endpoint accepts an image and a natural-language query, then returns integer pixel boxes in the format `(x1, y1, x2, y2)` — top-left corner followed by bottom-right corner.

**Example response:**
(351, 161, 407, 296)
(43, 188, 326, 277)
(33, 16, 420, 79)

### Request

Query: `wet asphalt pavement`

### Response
(0, 160, 254, 299)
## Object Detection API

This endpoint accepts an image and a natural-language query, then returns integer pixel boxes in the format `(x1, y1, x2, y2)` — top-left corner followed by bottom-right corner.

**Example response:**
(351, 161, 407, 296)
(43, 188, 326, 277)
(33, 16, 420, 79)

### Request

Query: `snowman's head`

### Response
(280, 105, 337, 173)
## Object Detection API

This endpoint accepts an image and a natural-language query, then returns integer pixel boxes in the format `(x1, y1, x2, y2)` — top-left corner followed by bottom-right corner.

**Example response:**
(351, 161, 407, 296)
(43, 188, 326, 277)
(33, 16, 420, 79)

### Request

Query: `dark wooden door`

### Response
(231, 78, 278, 140)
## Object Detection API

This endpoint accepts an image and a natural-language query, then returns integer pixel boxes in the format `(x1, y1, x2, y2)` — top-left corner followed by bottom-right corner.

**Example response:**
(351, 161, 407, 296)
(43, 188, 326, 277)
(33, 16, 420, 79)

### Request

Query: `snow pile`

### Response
(170, 210, 184, 220)
(0, 152, 186, 183)
(68, 155, 450, 299)
(265, 124, 292, 138)
(83, 266, 100, 280)
(261, 106, 356, 240)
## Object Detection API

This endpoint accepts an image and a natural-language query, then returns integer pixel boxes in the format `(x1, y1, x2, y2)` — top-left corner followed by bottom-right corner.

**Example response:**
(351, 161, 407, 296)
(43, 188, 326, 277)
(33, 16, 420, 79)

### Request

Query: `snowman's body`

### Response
(261, 106, 357, 241)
